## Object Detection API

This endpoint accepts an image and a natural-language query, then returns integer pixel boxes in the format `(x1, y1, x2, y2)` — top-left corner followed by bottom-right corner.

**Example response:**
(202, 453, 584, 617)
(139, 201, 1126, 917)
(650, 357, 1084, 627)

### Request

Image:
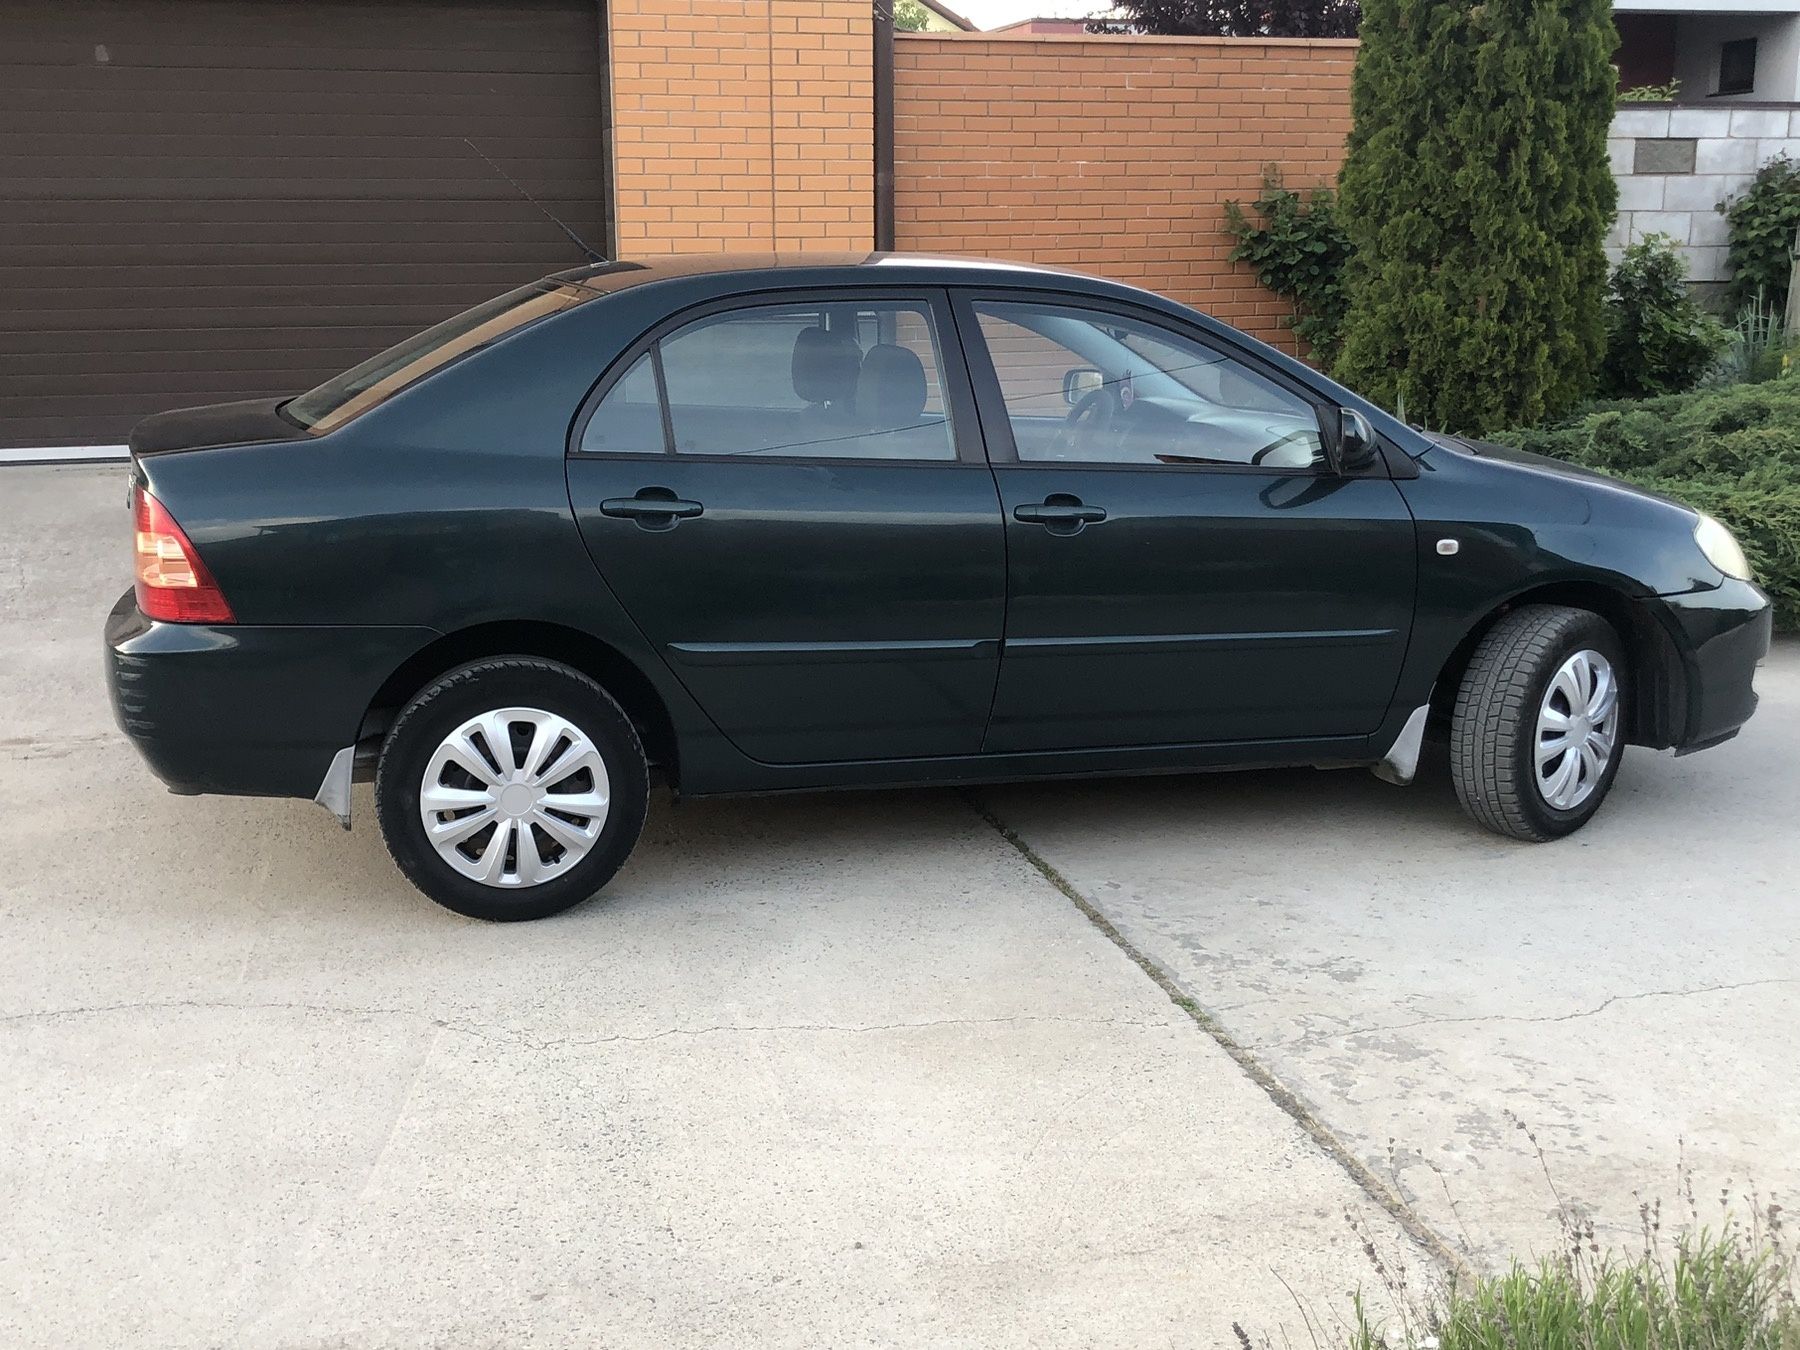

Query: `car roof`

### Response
(543, 251, 1123, 298)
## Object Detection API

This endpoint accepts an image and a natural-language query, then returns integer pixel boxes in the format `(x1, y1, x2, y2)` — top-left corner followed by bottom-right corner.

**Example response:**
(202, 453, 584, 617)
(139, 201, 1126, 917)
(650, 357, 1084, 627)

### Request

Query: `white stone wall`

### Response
(1669, 11, 1800, 102)
(1608, 103, 1800, 282)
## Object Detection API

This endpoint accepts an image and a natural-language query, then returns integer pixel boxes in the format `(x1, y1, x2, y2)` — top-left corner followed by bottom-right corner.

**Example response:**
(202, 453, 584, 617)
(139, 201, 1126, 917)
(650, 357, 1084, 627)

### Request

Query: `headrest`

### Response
(791, 326, 861, 405)
(856, 343, 927, 429)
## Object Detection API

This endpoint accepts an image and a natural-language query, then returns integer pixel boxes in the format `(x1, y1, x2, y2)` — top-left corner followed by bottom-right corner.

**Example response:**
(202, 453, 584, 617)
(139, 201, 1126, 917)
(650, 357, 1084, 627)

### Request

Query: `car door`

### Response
(566, 290, 1005, 764)
(954, 291, 1417, 753)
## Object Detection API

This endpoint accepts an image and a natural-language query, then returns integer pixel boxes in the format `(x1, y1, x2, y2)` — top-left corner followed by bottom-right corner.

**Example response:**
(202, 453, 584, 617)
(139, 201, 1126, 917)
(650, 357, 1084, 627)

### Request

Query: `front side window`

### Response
(971, 301, 1324, 470)
(580, 299, 956, 460)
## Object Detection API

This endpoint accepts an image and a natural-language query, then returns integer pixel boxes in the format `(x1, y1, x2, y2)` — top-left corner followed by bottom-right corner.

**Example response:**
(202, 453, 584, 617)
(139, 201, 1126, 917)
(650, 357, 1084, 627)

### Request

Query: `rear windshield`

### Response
(282, 281, 593, 433)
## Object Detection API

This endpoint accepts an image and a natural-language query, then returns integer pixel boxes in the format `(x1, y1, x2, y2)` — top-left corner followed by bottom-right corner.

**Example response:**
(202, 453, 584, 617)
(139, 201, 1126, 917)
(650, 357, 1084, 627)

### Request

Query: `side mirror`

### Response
(1063, 367, 1105, 406)
(1334, 407, 1379, 472)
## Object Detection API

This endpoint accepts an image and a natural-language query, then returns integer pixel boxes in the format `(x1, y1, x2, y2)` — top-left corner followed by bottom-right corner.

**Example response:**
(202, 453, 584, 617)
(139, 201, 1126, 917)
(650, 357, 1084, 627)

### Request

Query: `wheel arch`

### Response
(356, 621, 680, 783)
(1428, 580, 1686, 749)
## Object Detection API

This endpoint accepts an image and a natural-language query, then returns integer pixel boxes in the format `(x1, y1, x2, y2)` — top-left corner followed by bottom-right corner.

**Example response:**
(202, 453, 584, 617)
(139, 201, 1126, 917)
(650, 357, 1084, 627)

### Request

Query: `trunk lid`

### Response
(128, 397, 309, 458)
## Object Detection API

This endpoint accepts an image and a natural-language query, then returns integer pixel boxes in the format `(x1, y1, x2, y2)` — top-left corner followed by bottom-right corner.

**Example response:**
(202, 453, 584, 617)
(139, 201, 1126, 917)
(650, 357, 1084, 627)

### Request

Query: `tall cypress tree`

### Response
(1334, 0, 1617, 433)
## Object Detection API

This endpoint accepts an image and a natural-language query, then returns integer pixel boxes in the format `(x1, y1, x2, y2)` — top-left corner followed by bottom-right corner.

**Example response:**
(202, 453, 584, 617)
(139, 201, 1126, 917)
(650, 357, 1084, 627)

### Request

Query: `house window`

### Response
(1718, 38, 1757, 96)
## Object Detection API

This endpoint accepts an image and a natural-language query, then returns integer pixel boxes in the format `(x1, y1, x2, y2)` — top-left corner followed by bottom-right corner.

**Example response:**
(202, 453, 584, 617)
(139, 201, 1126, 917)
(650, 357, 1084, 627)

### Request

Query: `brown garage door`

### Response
(0, 0, 609, 450)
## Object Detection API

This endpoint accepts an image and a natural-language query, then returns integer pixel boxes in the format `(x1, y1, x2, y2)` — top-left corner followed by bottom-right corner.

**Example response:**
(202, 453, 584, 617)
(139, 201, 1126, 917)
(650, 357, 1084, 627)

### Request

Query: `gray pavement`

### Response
(988, 648, 1800, 1268)
(5, 462, 1795, 1344)
(4, 466, 1421, 1349)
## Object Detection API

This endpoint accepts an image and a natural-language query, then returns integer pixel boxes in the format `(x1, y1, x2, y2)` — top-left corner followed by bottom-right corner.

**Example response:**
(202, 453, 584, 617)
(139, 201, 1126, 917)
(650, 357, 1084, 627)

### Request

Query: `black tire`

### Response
(375, 657, 649, 921)
(1450, 605, 1628, 842)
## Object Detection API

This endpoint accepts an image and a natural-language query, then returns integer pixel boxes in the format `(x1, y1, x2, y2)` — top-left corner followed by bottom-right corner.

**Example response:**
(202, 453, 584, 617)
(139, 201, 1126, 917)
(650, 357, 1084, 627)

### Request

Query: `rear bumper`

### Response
(105, 589, 434, 799)
(1659, 578, 1773, 753)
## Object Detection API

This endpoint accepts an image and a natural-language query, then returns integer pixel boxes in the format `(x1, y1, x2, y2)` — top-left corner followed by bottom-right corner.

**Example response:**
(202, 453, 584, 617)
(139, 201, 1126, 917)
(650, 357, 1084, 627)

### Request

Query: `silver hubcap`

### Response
(1535, 649, 1619, 811)
(419, 707, 610, 889)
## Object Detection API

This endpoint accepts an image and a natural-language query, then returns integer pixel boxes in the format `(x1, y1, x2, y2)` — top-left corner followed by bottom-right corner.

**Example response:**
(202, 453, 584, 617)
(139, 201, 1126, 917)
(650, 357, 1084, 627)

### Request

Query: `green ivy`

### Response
(1721, 156, 1800, 315)
(1221, 172, 1352, 365)
(1600, 235, 1725, 397)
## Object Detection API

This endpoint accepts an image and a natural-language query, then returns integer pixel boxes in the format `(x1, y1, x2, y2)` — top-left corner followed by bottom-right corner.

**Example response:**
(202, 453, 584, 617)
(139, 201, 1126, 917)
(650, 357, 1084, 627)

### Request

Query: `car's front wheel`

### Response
(1450, 604, 1627, 842)
(375, 657, 649, 920)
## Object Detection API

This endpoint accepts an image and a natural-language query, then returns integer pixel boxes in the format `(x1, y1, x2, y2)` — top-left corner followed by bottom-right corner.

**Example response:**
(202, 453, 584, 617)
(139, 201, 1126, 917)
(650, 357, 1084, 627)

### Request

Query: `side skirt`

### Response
(677, 732, 1379, 797)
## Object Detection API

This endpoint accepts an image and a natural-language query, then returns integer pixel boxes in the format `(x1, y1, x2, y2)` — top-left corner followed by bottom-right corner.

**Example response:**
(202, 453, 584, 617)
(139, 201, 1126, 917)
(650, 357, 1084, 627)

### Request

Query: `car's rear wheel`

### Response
(1450, 605, 1627, 841)
(375, 657, 648, 921)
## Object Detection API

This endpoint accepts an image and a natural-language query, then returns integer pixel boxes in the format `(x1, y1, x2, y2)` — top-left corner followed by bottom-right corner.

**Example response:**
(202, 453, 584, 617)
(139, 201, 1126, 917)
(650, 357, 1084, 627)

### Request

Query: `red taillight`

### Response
(133, 486, 234, 624)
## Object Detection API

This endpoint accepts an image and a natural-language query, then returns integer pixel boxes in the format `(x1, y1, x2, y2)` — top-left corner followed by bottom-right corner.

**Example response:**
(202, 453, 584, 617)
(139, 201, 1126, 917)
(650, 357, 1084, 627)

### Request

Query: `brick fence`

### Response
(607, 0, 874, 254)
(892, 33, 1356, 352)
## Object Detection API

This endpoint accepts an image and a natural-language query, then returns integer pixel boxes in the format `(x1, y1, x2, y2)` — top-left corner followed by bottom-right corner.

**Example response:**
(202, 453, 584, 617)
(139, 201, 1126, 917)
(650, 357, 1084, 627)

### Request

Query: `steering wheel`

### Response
(1046, 384, 1122, 459)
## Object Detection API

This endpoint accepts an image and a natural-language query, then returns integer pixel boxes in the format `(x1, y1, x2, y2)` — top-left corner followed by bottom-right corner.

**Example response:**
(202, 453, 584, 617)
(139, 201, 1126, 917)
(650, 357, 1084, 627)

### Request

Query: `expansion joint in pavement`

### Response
(966, 791, 1476, 1286)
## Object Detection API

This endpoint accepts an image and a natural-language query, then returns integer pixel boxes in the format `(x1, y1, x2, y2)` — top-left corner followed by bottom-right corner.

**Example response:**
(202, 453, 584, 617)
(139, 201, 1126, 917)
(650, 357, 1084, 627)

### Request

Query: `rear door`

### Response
(566, 290, 1005, 765)
(956, 291, 1417, 752)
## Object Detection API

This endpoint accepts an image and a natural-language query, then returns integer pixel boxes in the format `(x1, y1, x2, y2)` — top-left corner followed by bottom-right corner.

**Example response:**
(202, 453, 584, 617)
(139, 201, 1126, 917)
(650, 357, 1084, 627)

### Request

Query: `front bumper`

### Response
(105, 589, 435, 799)
(1659, 578, 1773, 753)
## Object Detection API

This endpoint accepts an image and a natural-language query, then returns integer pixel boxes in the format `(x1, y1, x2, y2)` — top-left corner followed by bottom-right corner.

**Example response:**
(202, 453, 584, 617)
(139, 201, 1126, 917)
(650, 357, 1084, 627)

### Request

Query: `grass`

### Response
(1349, 1220, 1799, 1350)
(1241, 1122, 1798, 1350)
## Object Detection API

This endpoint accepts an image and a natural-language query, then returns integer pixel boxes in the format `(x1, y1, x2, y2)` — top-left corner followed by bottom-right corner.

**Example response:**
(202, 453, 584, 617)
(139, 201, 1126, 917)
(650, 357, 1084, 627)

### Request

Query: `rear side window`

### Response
(576, 354, 661, 454)
(579, 300, 956, 461)
(285, 281, 592, 434)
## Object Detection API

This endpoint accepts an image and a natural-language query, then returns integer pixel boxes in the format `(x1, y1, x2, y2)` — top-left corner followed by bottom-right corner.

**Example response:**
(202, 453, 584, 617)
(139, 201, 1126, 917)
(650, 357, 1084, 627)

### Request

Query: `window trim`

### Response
(948, 288, 1346, 477)
(566, 287, 986, 468)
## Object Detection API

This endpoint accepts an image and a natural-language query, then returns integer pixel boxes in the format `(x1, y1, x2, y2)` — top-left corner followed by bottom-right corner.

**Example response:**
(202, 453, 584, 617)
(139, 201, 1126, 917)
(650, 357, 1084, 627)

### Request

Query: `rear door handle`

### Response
(1013, 495, 1106, 533)
(600, 489, 704, 528)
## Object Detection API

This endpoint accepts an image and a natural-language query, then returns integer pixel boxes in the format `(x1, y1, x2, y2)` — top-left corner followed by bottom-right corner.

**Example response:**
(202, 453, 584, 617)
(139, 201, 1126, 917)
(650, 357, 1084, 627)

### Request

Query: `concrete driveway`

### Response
(4, 465, 1423, 1348)
(988, 651, 1800, 1268)
(5, 463, 1794, 1344)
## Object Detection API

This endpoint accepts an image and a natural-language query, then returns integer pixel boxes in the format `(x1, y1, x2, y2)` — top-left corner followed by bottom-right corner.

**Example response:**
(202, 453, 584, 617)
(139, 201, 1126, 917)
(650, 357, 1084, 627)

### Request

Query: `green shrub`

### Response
(1601, 236, 1726, 397)
(1707, 302, 1791, 387)
(1722, 156, 1800, 316)
(1495, 381, 1800, 628)
(1222, 171, 1353, 365)
(1334, 0, 1618, 434)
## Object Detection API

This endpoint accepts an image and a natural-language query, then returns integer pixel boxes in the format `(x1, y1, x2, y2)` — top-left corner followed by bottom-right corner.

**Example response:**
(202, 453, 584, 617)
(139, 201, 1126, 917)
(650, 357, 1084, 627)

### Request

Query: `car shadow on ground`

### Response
(56, 714, 1761, 936)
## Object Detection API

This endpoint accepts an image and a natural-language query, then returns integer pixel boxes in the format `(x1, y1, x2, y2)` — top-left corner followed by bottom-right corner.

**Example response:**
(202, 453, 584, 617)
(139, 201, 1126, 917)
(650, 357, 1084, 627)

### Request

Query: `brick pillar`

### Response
(607, 0, 874, 255)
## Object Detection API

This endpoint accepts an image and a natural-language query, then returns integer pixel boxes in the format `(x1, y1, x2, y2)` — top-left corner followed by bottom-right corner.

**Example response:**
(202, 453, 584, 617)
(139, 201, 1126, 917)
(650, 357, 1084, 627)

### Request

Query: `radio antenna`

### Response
(463, 136, 607, 265)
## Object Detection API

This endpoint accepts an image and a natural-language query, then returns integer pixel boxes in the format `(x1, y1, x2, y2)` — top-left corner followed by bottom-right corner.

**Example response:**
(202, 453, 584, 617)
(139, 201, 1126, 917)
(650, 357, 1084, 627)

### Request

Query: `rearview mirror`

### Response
(1062, 367, 1105, 406)
(1335, 407, 1379, 472)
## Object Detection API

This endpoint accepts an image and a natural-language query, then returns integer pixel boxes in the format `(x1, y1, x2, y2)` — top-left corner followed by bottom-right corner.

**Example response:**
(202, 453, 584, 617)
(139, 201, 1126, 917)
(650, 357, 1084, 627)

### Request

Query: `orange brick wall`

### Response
(893, 33, 1356, 353)
(607, 0, 874, 254)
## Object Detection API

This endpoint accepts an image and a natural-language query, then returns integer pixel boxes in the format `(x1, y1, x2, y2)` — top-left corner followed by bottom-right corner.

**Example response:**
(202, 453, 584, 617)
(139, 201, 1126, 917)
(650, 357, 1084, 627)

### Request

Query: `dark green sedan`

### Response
(106, 254, 1772, 920)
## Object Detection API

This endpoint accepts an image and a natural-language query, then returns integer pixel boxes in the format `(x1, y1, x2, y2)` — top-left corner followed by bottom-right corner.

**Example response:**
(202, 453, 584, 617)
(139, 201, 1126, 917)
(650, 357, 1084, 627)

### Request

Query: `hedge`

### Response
(1493, 381, 1800, 630)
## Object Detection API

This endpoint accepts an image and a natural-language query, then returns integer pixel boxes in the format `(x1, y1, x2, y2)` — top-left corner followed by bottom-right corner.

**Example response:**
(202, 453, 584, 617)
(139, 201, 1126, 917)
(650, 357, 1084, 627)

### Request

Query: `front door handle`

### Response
(600, 488, 704, 530)
(1013, 494, 1106, 534)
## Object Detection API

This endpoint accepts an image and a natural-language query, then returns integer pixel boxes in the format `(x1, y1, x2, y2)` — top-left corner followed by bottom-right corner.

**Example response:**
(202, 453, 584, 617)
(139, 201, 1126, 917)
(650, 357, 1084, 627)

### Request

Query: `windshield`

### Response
(283, 281, 593, 433)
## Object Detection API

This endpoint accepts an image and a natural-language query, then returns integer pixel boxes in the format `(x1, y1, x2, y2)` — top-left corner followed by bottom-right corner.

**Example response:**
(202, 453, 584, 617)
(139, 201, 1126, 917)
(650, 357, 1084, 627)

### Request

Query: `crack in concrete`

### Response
(1260, 976, 1800, 1051)
(0, 998, 1161, 1049)
(472, 1012, 1163, 1051)
(0, 732, 118, 757)
(355, 1024, 441, 1204)
(964, 792, 1476, 1286)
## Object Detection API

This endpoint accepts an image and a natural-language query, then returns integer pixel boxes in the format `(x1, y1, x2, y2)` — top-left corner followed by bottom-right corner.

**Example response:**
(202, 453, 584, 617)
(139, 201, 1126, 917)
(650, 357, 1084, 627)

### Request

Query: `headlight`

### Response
(1693, 512, 1753, 582)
